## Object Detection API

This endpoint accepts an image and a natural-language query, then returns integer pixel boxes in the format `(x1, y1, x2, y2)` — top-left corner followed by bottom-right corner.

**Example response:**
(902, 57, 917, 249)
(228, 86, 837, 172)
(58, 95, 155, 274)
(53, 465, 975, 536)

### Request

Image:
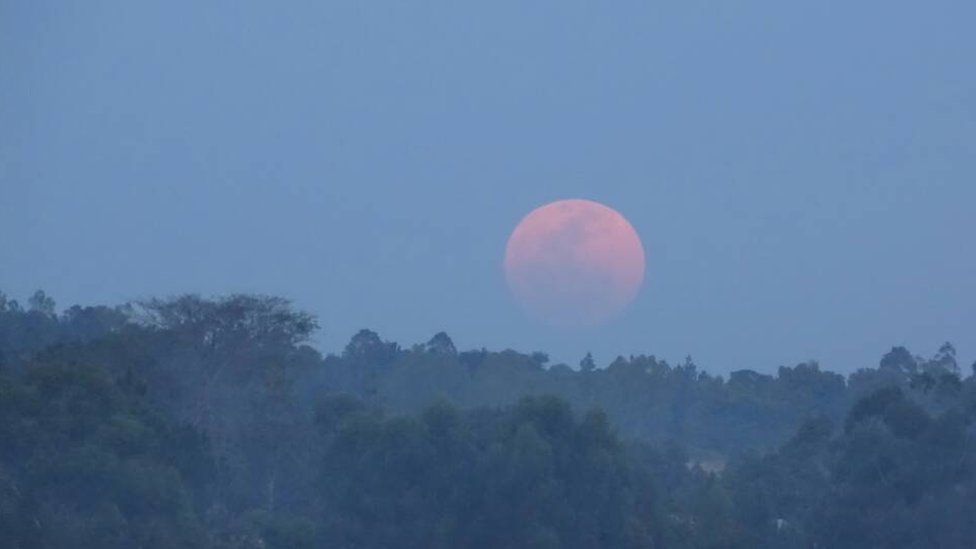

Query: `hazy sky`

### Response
(3, 1, 974, 374)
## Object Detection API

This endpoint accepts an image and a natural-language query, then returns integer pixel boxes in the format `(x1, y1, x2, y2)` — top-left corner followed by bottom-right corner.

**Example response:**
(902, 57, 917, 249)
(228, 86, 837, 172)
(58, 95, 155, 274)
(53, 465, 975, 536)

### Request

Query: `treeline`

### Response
(321, 328, 967, 460)
(1, 291, 974, 547)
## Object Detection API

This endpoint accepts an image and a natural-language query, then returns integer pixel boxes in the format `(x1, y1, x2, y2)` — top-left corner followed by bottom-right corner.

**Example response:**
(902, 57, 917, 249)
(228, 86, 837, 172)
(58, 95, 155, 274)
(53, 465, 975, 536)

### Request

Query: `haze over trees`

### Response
(2, 291, 974, 547)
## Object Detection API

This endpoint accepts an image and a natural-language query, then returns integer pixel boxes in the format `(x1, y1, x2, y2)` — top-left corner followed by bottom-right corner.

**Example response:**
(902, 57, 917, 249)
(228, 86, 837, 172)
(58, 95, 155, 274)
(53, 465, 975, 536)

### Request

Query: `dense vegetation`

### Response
(1, 291, 974, 547)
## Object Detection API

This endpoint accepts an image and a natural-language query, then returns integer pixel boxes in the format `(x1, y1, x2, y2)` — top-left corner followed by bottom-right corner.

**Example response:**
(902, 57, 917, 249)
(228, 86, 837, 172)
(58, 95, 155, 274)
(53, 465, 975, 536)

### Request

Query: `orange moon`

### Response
(504, 199, 646, 327)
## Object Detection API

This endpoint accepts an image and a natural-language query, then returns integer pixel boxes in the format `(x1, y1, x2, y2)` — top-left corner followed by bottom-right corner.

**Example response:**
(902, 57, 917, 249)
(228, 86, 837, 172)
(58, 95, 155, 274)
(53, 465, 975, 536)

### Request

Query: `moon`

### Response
(504, 199, 646, 327)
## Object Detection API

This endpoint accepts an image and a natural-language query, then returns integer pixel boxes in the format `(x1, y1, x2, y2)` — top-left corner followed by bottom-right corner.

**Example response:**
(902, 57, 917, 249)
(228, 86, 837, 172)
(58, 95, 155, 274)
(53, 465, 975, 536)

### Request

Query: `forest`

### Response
(1, 291, 974, 548)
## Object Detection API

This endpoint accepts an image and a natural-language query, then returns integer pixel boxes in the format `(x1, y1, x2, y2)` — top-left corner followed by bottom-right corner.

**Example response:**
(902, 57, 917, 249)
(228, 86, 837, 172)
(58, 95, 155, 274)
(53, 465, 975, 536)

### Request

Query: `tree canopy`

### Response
(1, 290, 974, 547)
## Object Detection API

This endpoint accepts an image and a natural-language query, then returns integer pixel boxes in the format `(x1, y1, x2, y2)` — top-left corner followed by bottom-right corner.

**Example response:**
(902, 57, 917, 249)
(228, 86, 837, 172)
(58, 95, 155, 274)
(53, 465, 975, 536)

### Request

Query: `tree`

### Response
(137, 294, 317, 351)
(343, 329, 398, 364)
(27, 290, 56, 316)
(425, 332, 457, 355)
(879, 346, 917, 376)
(135, 294, 319, 425)
(933, 342, 958, 373)
(579, 352, 596, 373)
(0, 361, 211, 548)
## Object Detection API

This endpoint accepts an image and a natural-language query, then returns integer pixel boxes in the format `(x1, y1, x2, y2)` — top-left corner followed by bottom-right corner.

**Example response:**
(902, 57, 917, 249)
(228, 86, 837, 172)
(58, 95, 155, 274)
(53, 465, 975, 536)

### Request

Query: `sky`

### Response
(2, 1, 974, 374)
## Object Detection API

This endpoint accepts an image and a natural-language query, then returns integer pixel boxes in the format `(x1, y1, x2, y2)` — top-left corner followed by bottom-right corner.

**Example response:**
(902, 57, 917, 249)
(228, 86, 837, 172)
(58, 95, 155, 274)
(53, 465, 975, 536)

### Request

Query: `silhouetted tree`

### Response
(27, 290, 56, 316)
(425, 331, 457, 355)
(579, 352, 596, 372)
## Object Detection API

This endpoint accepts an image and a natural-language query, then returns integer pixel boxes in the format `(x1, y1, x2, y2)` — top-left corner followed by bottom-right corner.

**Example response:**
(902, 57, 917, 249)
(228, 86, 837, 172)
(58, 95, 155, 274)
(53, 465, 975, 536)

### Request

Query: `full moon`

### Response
(504, 199, 646, 327)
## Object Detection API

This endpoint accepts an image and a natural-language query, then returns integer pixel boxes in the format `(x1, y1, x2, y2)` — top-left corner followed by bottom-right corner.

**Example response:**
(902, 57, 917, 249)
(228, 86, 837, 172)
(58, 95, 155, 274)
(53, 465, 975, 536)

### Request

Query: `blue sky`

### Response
(2, 1, 974, 373)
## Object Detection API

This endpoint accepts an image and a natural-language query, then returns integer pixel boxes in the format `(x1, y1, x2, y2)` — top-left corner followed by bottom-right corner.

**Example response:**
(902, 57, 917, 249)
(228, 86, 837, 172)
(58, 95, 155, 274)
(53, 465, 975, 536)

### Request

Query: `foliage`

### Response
(1, 290, 975, 547)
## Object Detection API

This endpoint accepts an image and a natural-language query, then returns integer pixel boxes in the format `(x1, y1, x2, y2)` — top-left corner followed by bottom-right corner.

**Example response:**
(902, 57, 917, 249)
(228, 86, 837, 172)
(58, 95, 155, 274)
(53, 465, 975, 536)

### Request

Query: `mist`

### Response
(4, 1, 976, 547)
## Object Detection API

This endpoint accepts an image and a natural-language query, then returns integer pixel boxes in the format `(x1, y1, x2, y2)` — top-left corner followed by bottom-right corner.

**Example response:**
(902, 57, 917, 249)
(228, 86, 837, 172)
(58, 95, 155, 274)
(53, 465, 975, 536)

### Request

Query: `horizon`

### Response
(2, 288, 968, 378)
(3, 3, 976, 545)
